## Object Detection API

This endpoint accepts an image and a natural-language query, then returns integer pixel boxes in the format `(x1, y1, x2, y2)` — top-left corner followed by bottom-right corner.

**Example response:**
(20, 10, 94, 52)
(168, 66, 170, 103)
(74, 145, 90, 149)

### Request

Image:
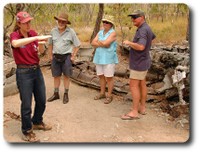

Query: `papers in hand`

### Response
(39, 35, 52, 40)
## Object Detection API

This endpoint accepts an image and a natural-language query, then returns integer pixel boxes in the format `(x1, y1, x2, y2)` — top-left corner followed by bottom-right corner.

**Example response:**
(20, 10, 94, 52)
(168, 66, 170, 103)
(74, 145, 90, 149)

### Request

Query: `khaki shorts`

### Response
(129, 69, 148, 80)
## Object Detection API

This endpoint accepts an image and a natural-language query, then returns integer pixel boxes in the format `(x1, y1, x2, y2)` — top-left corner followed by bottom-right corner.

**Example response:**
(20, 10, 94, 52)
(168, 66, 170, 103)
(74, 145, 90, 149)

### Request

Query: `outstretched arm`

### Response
(11, 35, 51, 48)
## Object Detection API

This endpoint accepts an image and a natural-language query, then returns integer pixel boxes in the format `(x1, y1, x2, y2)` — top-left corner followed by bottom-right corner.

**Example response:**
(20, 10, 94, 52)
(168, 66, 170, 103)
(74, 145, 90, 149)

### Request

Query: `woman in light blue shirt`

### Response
(91, 15, 118, 104)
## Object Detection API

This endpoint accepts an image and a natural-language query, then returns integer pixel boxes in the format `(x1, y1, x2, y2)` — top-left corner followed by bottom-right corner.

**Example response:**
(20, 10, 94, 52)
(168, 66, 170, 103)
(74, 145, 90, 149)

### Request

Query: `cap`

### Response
(54, 12, 71, 24)
(16, 12, 33, 23)
(128, 10, 145, 17)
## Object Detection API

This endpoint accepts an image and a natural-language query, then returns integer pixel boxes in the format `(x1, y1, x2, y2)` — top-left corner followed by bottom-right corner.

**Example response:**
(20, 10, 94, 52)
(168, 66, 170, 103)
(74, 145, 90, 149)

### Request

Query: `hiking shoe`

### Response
(33, 122, 52, 131)
(63, 92, 69, 104)
(47, 92, 60, 102)
(22, 131, 40, 142)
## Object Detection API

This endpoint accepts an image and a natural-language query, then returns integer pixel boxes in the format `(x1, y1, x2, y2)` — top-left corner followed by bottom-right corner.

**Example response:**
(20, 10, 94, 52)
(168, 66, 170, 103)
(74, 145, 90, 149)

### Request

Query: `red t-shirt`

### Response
(10, 30, 39, 65)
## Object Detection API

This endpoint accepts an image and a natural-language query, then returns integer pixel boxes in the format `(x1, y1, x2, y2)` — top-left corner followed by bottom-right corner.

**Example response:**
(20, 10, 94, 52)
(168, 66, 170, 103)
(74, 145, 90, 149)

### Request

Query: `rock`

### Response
(160, 101, 172, 113)
(4, 82, 19, 97)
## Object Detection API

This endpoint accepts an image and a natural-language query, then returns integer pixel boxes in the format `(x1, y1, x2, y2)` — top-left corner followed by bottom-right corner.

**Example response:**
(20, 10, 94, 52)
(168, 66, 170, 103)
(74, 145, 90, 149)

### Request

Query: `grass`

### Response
(4, 3, 188, 45)
(5, 16, 188, 45)
(149, 17, 188, 44)
(74, 16, 188, 45)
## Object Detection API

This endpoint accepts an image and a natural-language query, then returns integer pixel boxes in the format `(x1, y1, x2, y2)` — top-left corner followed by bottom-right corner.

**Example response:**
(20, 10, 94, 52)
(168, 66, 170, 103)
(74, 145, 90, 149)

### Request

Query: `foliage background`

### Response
(4, 3, 189, 44)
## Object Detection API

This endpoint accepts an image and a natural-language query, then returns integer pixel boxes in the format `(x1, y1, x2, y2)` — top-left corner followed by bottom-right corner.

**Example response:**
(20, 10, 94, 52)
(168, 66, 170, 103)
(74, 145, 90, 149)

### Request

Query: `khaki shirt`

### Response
(49, 27, 81, 54)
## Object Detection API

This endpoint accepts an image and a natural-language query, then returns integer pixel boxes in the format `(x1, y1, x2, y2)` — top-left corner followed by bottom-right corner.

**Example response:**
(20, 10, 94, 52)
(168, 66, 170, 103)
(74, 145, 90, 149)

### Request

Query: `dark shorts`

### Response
(51, 54, 73, 77)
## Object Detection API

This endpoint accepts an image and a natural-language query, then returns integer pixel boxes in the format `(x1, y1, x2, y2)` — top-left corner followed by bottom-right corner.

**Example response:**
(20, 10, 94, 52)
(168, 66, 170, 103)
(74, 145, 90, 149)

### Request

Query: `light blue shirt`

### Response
(49, 27, 81, 54)
(93, 28, 118, 65)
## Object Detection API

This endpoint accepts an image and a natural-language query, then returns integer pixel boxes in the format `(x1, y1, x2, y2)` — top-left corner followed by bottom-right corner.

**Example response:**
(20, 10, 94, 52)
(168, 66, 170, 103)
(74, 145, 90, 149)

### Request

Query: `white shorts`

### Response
(96, 64, 115, 77)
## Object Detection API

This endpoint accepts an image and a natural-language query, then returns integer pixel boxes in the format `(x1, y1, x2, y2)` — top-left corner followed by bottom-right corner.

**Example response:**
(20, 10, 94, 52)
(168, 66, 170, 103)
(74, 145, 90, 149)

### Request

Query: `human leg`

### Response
(16, 68, 34, 134)
(121, 79, 140, 119)
(106, 77, 114, 97)
(129, 69, 147, 114)
(99, 75, 106, 95)
(31, 68, 52, 131)
(47, 76, 61, 102)
(62, 55, 73, 104)
(104, 77, 114, 104)
(63, 75, 70, 104)
(104, 64, 115, 97)
(139, 79, 147, 114)
(16, 68, 40, 141)
(129, 79, 140, 116)
(63, 75, 70, 89)
(48, 59, 62, 102)
(103, 64, 115, 104)
(32, 68, 46, 124)
(94, 64, 106, 100)
(94, 75, 106, 100)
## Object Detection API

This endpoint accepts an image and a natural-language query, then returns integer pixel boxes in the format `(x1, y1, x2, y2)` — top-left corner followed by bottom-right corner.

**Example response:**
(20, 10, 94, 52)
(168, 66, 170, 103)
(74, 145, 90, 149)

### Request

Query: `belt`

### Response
(17, 64, 40, 69)
(53, 53, 71, 56)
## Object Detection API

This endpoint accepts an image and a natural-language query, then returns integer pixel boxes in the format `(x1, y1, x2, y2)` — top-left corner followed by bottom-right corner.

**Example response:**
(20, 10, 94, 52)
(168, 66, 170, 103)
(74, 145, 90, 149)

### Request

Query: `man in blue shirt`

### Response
(121, 10, 156, 120)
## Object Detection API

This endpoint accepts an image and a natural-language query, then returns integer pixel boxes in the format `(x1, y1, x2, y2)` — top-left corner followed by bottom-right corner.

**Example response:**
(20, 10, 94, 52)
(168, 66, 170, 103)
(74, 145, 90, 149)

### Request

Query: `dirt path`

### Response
(3, 67, 189, 143)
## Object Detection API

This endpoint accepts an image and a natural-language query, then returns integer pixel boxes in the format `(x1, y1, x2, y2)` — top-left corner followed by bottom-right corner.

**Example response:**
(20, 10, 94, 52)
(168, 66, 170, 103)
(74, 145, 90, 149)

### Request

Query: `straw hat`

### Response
(54, 12, 71, 24)
(102, 15, 115, 28)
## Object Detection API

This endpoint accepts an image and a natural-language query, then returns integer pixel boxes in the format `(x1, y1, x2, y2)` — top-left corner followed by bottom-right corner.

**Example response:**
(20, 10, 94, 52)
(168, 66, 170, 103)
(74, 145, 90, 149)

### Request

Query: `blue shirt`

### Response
(93, 28, 118, 65)
(129, 22, 156, 71)
(49, 27, 81, 54)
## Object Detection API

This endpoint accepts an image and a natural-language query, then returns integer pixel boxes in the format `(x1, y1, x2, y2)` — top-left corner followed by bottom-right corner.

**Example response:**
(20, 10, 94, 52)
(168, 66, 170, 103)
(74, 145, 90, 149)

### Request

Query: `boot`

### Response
(63, 92, 69, 104)
(47, 92, 60, 102)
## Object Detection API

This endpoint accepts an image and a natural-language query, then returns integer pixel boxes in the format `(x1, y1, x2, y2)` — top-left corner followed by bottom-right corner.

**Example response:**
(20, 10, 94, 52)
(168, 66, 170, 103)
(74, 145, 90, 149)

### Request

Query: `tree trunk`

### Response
(90, 3, 104, 43)
(186, 11, 190, 41)
(4, 3, 25, 57)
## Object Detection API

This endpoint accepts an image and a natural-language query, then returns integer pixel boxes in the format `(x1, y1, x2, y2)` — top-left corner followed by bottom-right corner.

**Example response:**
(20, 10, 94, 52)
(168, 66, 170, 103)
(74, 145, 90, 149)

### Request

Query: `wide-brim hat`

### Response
(16, 11, 33, 23)
(54, 12, 71, 24)
(102, 15, 115, 28)
(128, 10, 145, 17)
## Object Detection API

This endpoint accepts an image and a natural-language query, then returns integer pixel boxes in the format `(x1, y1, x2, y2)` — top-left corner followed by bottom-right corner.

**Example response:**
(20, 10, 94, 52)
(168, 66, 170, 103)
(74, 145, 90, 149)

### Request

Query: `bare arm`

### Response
(91, 32, 116, 48)
(11, 35, 51, 48)
(48, 44, 53, 60)
(12, 37, 38, 48)
(123, 40, 145, 51)
(91, 34, 99, 48)
(98, 32, 116, 48)
(71, 46, 80, 62)
(38, 41, 48, 54)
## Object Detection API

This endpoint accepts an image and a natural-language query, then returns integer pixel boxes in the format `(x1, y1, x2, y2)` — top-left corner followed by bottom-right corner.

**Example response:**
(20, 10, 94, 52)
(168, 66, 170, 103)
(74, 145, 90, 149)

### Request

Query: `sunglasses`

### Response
(102, 21, 111, 24)
(131, 15, 141, 19)
(57, 20, 67, 24)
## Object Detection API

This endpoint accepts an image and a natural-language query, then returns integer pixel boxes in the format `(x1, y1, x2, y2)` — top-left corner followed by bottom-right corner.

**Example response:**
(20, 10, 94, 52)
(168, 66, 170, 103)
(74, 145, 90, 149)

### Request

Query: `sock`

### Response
(64, 89, 69, 93)
(54, 88, 59, 93)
